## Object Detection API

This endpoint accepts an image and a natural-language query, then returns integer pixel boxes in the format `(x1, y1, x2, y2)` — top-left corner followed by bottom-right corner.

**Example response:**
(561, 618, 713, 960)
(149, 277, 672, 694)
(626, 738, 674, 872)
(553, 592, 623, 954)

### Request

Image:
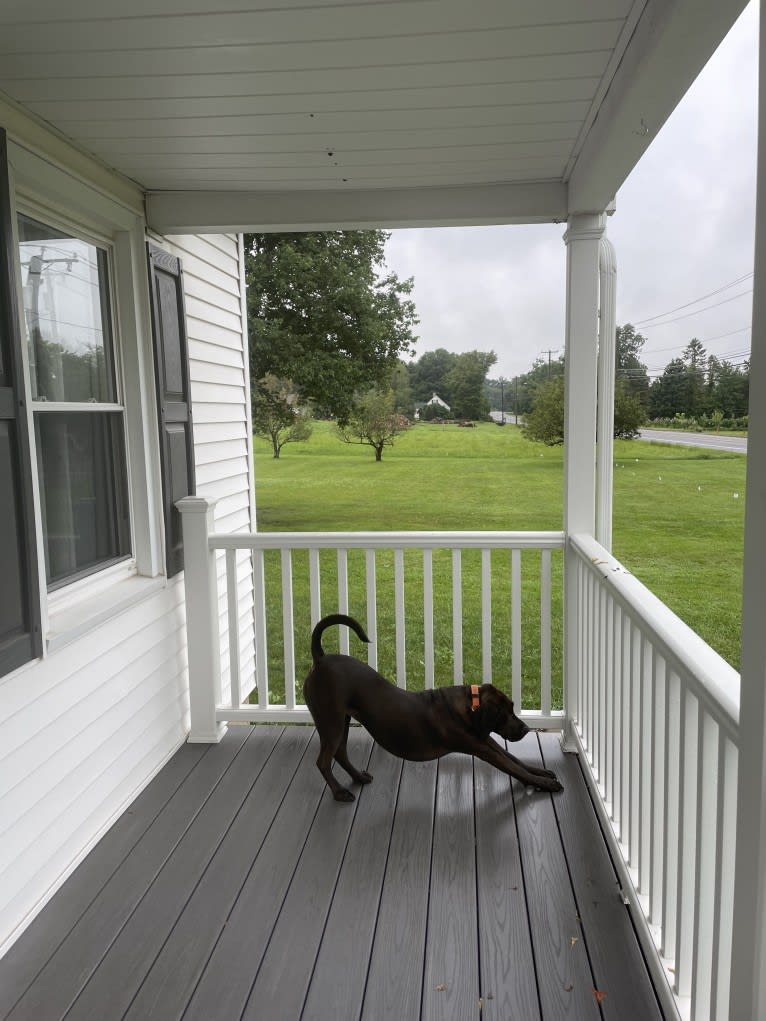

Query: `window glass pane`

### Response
(35, 411, 130, 587)
(18, 214, 115, 403)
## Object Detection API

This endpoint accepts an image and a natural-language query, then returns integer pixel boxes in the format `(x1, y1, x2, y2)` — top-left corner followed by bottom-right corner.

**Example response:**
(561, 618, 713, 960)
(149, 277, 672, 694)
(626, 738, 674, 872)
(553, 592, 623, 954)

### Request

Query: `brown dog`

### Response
(303, 614, 563, 802)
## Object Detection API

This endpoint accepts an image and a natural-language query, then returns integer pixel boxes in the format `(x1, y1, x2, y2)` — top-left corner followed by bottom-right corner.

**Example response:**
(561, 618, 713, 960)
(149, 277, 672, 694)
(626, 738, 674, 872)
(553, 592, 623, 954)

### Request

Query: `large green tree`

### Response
(649, 358, 687, 418)
(245, 231, 417, 424)
(408, 347, 456, 403)
(447, 349, 497, 419)
(389, 360, 415, 416)
(682, 338, 707, 417)
(616, 324, 649, 407)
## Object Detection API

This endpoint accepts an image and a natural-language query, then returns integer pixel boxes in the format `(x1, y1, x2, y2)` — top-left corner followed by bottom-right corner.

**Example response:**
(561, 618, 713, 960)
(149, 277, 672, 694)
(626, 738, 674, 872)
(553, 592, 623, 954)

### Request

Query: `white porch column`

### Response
(596, 234, 617, 551)
(730, 4, 766, 1015)
(177, 496, 227, 743)
(562, 212, 606, 749)
(563, 213, 606, 531)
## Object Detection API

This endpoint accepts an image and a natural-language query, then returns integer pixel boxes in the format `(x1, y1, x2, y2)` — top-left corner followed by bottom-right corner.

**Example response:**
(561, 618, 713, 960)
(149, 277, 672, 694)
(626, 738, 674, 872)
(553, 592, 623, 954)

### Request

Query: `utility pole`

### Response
(541, 348, 558, 378)
(499, 376, 505, 423)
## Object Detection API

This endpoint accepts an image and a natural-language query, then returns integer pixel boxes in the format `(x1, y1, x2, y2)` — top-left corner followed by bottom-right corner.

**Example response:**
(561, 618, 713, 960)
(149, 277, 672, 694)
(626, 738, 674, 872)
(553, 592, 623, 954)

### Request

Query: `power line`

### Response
(637, 289, 752, 328)
(643, 325, 750, 357)
(632, 272, 753, 326)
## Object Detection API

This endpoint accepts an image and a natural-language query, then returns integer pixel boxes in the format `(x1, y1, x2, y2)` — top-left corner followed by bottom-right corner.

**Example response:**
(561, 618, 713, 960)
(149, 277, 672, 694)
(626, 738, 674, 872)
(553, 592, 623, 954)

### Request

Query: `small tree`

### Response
(337, 388, 411, 460)
(253, 374, 313, 458)
(613, 383, 646, 438)
(522, 376, 565, 445)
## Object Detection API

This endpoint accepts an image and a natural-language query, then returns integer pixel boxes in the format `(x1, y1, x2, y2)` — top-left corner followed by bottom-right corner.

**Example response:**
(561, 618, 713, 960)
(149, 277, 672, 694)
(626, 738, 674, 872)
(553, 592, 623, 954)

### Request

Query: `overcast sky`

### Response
(383, 1, 758, 383)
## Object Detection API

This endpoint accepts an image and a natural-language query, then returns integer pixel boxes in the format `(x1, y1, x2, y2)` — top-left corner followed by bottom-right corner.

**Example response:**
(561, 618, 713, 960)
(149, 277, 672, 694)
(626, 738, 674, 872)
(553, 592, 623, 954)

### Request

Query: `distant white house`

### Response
(414, 392, 450, 419)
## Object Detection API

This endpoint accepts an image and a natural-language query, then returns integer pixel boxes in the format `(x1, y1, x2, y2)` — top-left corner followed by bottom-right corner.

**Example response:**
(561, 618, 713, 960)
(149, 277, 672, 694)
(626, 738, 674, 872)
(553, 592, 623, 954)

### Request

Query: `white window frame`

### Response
(18, 206, 134, 589)
(8, 142, 166, 653)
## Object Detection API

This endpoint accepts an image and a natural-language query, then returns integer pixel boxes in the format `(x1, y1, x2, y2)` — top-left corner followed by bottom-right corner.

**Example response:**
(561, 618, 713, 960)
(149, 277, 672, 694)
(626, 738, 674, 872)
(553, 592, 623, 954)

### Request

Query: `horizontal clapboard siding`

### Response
(162, 233, 255, 707)
(0, 227, 254, 955)
(0, 582, 189, 952)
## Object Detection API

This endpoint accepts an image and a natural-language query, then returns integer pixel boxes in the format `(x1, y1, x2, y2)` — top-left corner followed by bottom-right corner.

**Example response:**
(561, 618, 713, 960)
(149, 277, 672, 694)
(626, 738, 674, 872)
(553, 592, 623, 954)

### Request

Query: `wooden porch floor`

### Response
(0, 725, 665, 1021)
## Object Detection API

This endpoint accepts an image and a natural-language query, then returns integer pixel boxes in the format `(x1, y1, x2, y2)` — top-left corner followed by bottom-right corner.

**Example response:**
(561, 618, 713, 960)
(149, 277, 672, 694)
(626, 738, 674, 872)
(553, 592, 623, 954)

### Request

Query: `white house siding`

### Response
(0, 122, 255, 953)
(0, 583, 189, 954)
(161, 232, 257, 707)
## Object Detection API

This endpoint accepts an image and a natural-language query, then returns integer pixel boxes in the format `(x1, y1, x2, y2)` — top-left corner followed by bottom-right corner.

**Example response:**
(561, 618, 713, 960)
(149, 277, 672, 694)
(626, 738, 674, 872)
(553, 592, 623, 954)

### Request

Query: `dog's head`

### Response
(472, 684, 529, 742)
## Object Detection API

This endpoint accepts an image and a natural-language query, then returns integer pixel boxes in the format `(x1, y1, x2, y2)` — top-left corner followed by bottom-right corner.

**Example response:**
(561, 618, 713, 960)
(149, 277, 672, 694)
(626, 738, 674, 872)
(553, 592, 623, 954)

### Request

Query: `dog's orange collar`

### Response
(470, 684, 481, 712)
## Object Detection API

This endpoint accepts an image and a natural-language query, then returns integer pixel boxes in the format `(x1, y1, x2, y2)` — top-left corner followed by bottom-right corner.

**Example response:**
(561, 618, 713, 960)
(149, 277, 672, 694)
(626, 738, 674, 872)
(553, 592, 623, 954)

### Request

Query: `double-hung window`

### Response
(17, 213, 131, 589)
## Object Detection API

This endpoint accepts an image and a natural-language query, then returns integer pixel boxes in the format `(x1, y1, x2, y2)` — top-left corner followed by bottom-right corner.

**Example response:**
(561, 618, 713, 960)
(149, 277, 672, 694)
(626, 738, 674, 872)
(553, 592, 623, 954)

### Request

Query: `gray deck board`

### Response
(301, 742, 403, 1021)
(361, 758, 438, 1021)
(240, 728, 374, 1020)
(0, 740, 207, 1020)
(123, 725, 312, 1021)
(539, 734, 664, 1021)
(6, 726, 250, 1021)
(421, 755, 481, 1021)
(65, 725, 283, 1021)
(513, 733, 601, 1020)
(0, 725, 666, 1021)
(181, 729, 328, 1021)
(475, 742, 542, 1021)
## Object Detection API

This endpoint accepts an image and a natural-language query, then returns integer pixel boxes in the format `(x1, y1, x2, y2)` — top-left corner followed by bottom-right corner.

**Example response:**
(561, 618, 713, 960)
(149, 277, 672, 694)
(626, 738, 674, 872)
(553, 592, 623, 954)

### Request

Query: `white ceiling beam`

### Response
(568, 0, 749, 214)
(146, 181, 567, 234)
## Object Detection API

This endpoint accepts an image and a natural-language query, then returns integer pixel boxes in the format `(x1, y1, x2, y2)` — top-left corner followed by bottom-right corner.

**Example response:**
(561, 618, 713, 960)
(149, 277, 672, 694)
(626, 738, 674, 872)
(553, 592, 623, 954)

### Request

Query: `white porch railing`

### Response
(224, 530, 564, 723)
(569, 533, 740, 1021)
(178, 498, 565, 733)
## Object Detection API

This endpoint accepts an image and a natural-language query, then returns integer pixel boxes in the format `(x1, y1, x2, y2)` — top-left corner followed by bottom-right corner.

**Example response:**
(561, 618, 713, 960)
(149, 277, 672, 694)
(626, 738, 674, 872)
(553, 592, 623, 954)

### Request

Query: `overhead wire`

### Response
(632, 272, 753, 326)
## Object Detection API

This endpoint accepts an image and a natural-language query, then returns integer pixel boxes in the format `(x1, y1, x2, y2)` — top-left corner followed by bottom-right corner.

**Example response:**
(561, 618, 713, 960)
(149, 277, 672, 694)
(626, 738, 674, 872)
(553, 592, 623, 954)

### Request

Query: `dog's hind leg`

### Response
(334, 716, 373, 786)
(316, 717, 358, 802)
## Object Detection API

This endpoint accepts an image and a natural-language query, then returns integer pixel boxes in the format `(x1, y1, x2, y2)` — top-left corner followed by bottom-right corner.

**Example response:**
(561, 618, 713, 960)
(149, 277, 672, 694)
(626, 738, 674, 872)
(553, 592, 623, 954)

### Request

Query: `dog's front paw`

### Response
(530, 775, 563, 793)
(334, 788, 356, 802)
(359, 771, 373, 784)
(540, 776, 564, 793)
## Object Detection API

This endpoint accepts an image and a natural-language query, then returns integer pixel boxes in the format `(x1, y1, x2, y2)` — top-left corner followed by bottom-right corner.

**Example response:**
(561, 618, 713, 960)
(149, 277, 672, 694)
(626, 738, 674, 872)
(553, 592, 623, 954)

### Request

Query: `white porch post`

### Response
(730, 3, 766, 1015)
(596, 234, 617, 551)
(177, 496, 227, 743)
(562, 212, 605, 750)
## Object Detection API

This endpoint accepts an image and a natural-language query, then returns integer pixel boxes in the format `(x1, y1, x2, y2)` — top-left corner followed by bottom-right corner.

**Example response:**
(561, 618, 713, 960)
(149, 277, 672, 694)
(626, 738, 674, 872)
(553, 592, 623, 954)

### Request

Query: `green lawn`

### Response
(252, 421, 745, 701)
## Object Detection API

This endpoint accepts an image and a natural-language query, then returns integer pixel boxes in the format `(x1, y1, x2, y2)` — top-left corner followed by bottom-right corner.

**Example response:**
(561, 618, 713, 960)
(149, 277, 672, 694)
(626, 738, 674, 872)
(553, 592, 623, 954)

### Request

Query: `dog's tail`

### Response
(311, 614, 370, 663)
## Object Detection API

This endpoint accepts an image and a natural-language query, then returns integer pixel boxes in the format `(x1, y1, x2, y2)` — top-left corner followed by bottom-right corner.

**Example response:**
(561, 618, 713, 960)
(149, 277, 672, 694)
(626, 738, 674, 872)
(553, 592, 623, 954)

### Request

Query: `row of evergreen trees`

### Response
(495, 325, 749, 432)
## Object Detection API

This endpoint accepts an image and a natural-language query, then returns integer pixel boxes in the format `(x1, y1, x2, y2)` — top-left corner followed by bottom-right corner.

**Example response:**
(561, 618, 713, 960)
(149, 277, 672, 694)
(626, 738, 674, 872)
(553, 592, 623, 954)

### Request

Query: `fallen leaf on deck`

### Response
(593, 989, 607, 1003)
(564, 984, 574, 992)
(435, 984, 447, 992)
(570, 937, 578, 947)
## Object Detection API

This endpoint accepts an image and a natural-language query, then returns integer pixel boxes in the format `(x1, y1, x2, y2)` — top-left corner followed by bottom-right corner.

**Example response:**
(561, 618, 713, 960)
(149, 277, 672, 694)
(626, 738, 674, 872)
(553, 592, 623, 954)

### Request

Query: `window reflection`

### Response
(35, 412, 131, 587)
(18, 214, 114, 403)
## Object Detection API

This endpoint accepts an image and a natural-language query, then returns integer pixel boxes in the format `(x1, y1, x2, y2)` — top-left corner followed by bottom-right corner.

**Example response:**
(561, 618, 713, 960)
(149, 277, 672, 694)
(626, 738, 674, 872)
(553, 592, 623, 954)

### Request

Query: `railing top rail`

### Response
(570, 532, 740, 734)
(209, 530, 567, 552)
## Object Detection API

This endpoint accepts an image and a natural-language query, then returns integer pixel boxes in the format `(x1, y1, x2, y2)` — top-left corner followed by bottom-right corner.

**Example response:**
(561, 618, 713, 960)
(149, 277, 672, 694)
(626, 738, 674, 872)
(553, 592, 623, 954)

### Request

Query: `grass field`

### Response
(252, 421, 745, 702)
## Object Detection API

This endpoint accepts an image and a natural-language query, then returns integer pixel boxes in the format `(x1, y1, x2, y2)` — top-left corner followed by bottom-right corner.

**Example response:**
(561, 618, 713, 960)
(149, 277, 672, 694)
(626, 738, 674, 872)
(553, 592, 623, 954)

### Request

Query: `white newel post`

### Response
(596, 233, 617, 551)
(177, 496, 227, 743)
(730, 4, 766, 1015)
(562, 212, 605, 751)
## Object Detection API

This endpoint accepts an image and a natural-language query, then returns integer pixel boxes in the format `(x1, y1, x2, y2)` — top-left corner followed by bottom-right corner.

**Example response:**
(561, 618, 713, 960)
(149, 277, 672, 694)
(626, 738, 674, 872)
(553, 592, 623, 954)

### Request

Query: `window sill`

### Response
(46, 573, 171, 654)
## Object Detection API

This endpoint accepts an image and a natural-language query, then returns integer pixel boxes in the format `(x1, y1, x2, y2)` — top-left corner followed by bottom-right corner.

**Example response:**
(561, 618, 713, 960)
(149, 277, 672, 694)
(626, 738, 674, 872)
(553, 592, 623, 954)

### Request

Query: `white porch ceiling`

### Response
(0, 0, 748, 232)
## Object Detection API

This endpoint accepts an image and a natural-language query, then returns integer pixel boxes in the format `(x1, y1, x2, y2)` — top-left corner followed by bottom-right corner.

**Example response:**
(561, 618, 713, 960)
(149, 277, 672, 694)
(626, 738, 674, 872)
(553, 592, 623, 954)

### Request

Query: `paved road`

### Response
(639, 428, 747, 453)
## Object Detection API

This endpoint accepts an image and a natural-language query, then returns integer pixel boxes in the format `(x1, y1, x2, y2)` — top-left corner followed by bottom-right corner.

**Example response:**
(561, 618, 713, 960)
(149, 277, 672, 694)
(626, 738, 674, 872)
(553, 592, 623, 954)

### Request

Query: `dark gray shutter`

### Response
(147, 243, 196, 577)
(0, 128, 42, 676)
